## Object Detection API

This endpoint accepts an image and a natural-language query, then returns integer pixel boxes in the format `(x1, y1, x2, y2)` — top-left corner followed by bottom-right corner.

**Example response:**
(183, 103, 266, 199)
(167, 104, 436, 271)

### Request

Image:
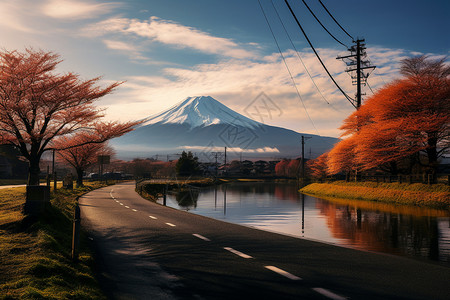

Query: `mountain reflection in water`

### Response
(160, 182, 450, 265)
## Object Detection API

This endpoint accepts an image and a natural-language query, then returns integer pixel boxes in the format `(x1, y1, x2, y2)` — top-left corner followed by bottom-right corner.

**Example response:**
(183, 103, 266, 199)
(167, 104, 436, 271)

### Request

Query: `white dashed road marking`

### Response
(166, 223, 176, 227)
(120, 203, 124, 206)
(125, 206, 130, 209)
(149, 216, 157, 219)
(224, 247, 253, 259)
(193, 234, 211, 241)
(132, 209, 137, 212)
(264, 266, 302, 280)
(312, 288, 347, 300)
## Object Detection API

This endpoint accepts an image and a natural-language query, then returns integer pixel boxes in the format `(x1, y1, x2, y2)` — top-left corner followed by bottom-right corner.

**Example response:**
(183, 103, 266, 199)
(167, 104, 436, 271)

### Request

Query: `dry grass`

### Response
(0, 183, 107, 299)
(300, 181, 450, 210)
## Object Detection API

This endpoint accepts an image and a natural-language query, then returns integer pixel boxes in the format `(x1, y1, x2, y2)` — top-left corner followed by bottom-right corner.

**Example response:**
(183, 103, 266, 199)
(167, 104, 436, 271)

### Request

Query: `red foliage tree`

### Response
(287, 159, 301, 178)
(53, 133, 115, 187)
(275, 159, 289, 176)
(0, 49, 139, 185)
(336, 55, 449, 175)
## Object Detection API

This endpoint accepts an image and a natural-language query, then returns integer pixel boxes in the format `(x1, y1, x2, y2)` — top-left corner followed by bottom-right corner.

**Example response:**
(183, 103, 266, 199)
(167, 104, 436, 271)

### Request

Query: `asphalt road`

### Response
(79, 182, 450, 300)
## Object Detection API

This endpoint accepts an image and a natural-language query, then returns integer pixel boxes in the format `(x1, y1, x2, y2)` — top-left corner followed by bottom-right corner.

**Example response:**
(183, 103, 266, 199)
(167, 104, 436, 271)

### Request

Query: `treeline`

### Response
(308, 56, 449, 182)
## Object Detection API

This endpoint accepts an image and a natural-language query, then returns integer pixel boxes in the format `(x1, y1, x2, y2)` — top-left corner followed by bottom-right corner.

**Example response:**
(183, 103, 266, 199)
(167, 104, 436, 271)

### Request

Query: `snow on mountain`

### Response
(142, 96, 261, 129)
(112, 95, 338, 160)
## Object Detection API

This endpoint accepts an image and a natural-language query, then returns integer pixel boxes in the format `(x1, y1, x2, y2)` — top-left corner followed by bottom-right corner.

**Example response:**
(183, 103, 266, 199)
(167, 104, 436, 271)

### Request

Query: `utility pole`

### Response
(337, 38, 376, 109)
(301, 135, 312, 183)
(224, 147, 227, 167)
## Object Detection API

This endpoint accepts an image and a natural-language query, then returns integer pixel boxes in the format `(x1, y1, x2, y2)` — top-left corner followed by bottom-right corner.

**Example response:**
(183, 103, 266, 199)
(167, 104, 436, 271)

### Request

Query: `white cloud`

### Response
(181, 146, 280, 153)
(0, 0, 39, 33)
(101, 46, 407, 137)
(102, 39, 150, 61)
(83, 16, 256, 59)
(103, 39, 136, 52)
(42, 0, 120, 20)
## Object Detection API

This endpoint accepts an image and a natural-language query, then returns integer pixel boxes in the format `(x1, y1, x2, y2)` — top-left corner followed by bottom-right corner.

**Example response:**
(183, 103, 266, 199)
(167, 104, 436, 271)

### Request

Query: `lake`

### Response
(158, 181, 450, 265)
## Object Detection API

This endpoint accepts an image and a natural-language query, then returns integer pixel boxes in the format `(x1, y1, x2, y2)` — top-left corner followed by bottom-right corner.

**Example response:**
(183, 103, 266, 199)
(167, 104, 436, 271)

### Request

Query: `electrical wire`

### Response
(257, 0, 319, 135)
(317, 0, 354, 41)
(367, 81, 375, 94)
(270, 0, 342, 112)
(300, 0, 348, 47)
(284, 0, 356, 108)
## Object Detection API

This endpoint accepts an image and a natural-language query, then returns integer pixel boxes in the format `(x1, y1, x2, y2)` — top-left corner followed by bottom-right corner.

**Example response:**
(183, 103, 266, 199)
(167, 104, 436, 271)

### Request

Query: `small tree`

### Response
(176, 151, 199, 176)
(287, 159, 301, 178)
(275, 159, 289, 176)
(0, 49, 138, 185)
(53, 133, 115, 187)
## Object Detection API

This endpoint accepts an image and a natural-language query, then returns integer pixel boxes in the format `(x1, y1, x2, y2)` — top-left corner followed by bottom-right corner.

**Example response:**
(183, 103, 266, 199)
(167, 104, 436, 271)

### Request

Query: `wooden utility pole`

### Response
(301, 135, 312, 183)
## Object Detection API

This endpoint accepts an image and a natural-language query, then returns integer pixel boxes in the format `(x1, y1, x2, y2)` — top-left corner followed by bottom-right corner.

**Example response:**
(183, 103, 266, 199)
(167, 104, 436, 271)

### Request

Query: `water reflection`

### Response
(160, 182, 450, 265)
(174, 189, 199, 210)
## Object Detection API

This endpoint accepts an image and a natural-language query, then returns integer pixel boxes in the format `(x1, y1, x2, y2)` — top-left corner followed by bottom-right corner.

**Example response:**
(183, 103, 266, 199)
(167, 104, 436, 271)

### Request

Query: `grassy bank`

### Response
(300, 181, 450, 210)
(0, 183, 108, 299)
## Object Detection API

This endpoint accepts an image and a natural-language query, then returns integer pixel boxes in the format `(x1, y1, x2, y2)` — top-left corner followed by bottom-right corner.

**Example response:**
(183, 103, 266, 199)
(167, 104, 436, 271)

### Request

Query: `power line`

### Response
(258, 0, 319, 134)
(300, 0, 348, 47)
(284, 0, 356, 108)
(318, 0, 354, 41)
(270, 0, 342, 112)
(367, 81, 375, 94)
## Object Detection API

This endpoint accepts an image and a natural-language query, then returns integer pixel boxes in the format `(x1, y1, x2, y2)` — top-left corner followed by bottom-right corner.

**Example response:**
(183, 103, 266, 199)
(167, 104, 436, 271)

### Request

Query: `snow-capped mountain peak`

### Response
(142, 96, 261, 129)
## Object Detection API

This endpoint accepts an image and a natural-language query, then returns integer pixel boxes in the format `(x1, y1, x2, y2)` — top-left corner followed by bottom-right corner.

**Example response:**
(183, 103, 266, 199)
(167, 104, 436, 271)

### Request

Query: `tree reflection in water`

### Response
(175, 189, 199, 210)
(164, 182, 450, 265)
(315, 198, 449, 263)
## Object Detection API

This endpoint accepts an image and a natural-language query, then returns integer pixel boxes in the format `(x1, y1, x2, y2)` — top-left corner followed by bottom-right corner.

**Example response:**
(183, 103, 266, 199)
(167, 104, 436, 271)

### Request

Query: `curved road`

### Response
(80, 182, 450, 300)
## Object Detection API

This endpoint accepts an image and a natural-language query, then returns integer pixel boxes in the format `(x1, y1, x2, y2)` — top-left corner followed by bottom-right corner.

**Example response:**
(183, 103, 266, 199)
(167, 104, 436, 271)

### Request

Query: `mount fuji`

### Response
(111, 96, 338, 160)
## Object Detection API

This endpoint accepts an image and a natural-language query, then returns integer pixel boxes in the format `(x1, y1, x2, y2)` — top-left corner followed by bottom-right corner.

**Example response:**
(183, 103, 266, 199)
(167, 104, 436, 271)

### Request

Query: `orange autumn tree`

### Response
(327, 136, 358, 176)
(335, 55, 449, 176)
(307, 152, 329, 180)
(0, 49, 138, 185)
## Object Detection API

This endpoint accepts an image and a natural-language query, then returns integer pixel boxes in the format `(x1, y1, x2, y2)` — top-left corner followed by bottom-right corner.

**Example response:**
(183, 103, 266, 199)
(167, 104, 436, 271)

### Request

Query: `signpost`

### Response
(97, 155, 110, 182)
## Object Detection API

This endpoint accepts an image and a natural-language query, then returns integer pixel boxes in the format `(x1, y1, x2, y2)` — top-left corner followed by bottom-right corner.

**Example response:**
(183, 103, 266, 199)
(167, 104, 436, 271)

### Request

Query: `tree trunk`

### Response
(389, 161, 398, 176)
(76, 168, 84, 188)
(28, 158, 41, 186)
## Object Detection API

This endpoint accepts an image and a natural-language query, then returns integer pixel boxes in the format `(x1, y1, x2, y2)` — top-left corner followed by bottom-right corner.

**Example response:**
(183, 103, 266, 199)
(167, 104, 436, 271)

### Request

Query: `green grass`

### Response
(0, 183, 108, 299)
(300, 181, 450, 209)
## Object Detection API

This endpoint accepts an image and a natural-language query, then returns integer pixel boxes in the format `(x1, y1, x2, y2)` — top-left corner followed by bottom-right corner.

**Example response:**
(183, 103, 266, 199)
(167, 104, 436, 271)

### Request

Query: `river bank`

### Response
(300, 181, 450, 210)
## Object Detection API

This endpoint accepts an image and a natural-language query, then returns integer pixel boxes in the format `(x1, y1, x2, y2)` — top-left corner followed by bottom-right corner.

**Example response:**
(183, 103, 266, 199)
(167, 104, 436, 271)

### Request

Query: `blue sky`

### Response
(1, 0, 449, 138)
